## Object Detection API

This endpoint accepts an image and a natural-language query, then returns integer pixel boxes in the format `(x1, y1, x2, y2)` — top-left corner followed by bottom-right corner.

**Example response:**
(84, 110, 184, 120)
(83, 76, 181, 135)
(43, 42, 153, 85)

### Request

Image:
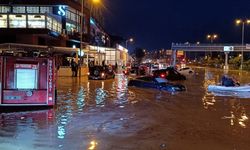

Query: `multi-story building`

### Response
(0, 0, 128, 76)
(0, 0, 91, 47)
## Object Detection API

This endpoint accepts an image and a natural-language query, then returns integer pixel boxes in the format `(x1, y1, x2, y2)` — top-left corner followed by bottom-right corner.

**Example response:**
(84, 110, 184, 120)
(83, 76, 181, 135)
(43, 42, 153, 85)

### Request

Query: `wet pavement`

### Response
(0, 67, 250, 150)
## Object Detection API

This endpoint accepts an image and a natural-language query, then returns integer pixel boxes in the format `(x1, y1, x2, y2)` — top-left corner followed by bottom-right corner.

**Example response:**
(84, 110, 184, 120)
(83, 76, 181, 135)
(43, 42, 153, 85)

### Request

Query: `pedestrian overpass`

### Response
(171, 43, 250, 69)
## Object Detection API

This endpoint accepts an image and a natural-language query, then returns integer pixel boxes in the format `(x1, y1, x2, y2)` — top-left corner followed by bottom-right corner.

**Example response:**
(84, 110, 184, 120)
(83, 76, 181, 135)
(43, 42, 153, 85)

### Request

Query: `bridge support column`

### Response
(224, 52, 229, 70)
(172, 50, 177, 67)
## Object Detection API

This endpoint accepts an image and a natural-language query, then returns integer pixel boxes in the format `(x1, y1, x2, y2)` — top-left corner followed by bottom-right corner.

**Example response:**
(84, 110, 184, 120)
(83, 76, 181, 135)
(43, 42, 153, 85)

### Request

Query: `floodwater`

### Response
(0, 67, 250, 150)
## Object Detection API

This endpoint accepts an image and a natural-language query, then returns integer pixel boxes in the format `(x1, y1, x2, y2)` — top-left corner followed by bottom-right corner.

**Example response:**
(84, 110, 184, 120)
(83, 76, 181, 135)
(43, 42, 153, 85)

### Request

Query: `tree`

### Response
(134, 47, 145, 64)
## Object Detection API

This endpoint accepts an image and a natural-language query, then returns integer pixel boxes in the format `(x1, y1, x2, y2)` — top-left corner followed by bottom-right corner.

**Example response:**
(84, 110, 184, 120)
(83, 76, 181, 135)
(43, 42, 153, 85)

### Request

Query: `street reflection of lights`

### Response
(57, 126, 66, 139)
(87, 82, 90, 92)
(238, 113, 248, 128)
(77, 87, 85, 110)
(101, 81, 104, 89)
(88, 140, 98, 150)
(95, 88, 106, 105)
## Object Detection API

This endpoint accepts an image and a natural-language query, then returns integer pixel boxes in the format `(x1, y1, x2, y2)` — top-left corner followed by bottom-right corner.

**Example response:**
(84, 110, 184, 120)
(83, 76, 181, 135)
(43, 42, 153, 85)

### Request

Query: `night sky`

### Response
(104, 0, 250, 51)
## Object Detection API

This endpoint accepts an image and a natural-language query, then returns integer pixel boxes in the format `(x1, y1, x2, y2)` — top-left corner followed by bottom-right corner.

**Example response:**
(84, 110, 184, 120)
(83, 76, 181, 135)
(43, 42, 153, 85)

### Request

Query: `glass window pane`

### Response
(0, 15, 8, 28)
(28, 15, 45, 28)
(16, 69, 37, 89)
(27, 7, 39, 13)
(40, 7, 51, 13)
(0, 6, 11, 13)
(13, 6, 26, 13)
(47, 16, 52, 30)
(9, 15, 26, 28)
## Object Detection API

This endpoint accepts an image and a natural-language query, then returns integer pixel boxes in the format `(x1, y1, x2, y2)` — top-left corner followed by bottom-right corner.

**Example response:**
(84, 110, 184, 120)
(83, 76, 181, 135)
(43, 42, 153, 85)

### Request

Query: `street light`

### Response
(125, 38, 134, 49)
(207, 34, 218, 43)
(235, 19, 250, 70)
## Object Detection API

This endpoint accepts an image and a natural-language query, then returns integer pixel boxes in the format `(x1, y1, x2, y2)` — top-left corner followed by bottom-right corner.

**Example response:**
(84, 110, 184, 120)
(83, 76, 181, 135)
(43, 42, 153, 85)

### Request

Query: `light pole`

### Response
(125, 38, 134, 49)
(207, 34, 218, 43)
(206, 34, 218, 58)
(236, 19, 250, 70)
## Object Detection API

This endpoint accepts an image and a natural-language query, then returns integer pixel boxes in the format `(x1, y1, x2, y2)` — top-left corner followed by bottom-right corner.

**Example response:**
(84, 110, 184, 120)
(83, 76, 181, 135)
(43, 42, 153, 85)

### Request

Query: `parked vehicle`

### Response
(88, 66, 115, 80)
(152, 67, 186, 80)
(178, 67, 194, 75)
(128, 76, 186, 92)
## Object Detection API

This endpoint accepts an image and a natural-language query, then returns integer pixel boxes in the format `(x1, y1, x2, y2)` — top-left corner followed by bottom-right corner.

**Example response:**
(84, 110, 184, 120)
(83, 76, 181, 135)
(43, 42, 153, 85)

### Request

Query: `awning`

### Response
(0, 43, 78, 54)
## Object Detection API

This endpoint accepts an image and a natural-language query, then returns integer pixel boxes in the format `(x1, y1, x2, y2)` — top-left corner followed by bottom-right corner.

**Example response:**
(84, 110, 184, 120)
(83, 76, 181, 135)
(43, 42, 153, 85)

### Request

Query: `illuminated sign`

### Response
(48, 60, 53, 93)
(58, 6, 66, 16)
(90, 18, 96, 25)
(224, 46, 234, 52)
(117, 44, 128, 52)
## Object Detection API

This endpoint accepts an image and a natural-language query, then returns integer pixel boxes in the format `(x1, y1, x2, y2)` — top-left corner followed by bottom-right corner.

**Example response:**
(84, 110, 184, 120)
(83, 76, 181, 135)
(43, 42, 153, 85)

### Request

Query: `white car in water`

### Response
(178, 67, 194, 75)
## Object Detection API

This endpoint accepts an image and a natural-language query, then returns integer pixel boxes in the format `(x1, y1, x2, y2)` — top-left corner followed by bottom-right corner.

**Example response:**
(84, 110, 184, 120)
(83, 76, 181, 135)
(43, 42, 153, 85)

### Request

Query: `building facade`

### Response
(0, 0, 127, 71)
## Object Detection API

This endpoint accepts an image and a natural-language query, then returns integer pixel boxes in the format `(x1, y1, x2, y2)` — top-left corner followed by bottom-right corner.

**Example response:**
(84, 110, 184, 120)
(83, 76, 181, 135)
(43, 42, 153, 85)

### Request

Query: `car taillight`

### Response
(160, 74, 165, 78)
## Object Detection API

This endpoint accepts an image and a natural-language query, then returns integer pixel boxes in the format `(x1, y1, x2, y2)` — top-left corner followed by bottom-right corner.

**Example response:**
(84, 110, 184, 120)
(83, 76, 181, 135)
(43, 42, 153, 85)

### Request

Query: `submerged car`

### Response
(88, 66, 115, 80)
(178, 67, 194, 75)
(128, 76, 186, 92)
(153, 67, 186, 80)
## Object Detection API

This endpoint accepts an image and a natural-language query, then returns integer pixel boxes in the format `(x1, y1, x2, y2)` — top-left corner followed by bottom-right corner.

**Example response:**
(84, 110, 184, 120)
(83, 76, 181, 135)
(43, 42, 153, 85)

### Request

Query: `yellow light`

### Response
(92, 0, 100, 4)
(207, 35, 211, 39)
(236, 19, 242, 25)
(88, 140, 98, 150)
(247, 20, 250, 24)
(213, 34, 218, 38)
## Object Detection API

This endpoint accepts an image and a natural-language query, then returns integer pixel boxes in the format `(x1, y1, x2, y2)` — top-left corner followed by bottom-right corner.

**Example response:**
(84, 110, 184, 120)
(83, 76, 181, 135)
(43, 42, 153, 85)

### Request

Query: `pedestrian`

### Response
(221, 75, 240, 87)
(71, 59, 77, 77)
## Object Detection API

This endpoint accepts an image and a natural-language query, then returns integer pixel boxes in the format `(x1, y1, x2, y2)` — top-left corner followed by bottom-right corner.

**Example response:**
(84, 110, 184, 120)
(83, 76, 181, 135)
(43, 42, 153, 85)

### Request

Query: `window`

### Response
(0, 15, 7, 28)
(13, 6, 26, 13)
(47, 16, 52, 30)
(40, 7, 51, 13)
(0, 6, 10, 13)
(28, 15, 45, 28)
(26, 6, 39, 13)
(66, 22, 76, 32)
(15, 64, 38, 89)
(9, 14, 26, 28)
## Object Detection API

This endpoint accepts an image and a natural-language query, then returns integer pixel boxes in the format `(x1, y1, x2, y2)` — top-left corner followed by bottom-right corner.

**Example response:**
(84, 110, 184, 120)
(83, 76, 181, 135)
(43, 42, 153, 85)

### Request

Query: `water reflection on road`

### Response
(0, 68, 250, 150)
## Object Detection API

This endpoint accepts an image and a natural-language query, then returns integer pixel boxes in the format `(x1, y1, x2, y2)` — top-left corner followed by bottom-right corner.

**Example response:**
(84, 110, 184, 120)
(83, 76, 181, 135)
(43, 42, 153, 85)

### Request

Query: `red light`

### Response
(48, 96, 53, 101)
(160, 74, 165, 78)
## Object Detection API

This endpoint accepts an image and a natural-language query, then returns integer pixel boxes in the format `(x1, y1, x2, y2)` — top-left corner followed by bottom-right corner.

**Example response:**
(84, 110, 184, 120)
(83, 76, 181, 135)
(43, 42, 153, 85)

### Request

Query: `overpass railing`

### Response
(171, 43, 250, 52)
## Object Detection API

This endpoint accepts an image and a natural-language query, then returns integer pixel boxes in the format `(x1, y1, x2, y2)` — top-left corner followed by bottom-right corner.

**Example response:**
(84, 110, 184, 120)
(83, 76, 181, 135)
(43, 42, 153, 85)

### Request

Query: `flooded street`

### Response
(0, 67, 250, 150)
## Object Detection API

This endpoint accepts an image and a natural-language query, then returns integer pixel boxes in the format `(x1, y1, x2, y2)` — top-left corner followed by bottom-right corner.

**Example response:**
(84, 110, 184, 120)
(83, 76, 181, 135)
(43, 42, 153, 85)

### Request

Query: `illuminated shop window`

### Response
(26, 6, 39, 13)
(66, 22, 76, 32)
(57, 23, 62, 33)
(52, 20, 62, 33)
(0, 15, 7, 28)
(28, 15, 45, 28)
(9, 15, 26, 28)
(47, 16, 52, 30)
(53, 21, 58, 32)
(13, 6, 26, 13)
(0, 6, 10, 13)
(40, 7, 51, 13)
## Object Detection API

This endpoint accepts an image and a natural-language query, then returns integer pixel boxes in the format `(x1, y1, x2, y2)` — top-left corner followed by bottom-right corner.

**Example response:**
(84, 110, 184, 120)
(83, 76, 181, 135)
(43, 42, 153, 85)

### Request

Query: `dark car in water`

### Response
(152, 67, 186, 81)
(88, 66, 115, 80)
(128, 76, 186, 92)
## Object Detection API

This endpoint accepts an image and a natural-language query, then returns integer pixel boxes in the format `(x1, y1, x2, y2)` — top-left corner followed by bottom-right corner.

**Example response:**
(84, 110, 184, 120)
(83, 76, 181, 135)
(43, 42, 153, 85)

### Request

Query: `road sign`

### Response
(224, 46, 234, 52)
